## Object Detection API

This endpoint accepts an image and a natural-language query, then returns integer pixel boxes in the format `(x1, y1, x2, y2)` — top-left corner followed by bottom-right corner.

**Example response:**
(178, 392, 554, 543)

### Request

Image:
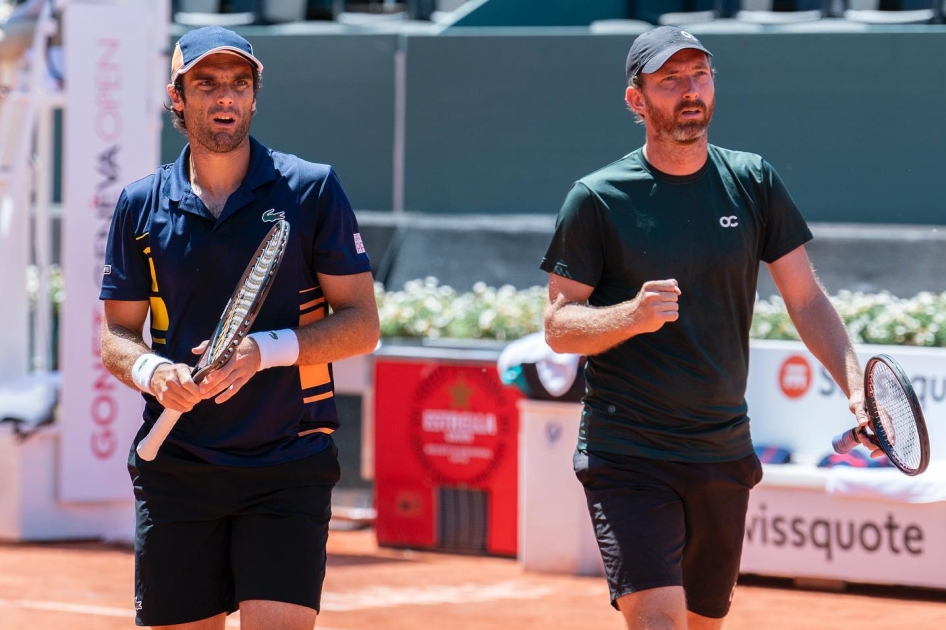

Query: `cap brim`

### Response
(172, 46, 264, 81)
(640, 44, 712, 74)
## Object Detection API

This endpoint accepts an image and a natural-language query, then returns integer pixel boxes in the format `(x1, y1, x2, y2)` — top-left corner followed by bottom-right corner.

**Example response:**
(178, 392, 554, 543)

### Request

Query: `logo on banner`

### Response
(395, 490, 424, 517)
(779, 355, 811, 399)
(410, 365, 514, 485)
(545, 420, 563, 446)
(745, 502, 925, 562)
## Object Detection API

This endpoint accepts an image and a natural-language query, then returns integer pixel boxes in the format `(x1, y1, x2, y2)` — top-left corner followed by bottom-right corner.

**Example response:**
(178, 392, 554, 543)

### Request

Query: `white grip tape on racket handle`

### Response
(832, 428, 861, 455)
(136, 408, 183, 461)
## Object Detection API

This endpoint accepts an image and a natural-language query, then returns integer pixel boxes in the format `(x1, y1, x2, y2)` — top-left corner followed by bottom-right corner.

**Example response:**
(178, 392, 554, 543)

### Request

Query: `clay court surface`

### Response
(1, 529, 945, 630)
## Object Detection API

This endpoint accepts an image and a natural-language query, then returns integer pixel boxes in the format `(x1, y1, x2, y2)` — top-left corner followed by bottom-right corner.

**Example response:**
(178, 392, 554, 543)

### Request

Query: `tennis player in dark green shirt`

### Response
(541, 26, 880, 630)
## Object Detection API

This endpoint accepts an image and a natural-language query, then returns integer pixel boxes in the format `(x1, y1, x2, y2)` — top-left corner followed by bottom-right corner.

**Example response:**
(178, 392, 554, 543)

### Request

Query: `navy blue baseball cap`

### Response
(625, 26, 711, 83)
(170, 26, 263, 82)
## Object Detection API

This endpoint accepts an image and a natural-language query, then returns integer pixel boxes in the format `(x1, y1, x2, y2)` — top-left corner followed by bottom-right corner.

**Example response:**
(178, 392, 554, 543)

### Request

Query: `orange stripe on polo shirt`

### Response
(303, 391, 333, 404)
(299, 308, 325, 327)
(300, 297, 325, 311)
(300, 363, 330, 391)
(298, 286, 330, 396)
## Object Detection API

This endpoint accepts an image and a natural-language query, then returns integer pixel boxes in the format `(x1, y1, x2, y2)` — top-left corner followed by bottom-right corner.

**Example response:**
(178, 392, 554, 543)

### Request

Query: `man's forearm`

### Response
(544, 278, 680, 356)
(294, 306, 380, 366)
(789, 293, 863, 401)
(544, 299, 636, 356)
(100, 322, 152, 391)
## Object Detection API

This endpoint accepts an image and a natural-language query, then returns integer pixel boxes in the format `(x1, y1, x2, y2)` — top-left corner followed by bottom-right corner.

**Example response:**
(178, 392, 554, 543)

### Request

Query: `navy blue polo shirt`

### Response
(100, 137, 372, 465)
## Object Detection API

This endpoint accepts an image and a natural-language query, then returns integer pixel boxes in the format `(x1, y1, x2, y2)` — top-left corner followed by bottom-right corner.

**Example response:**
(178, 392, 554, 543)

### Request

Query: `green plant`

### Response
(752, 291, 946, 347)
(378, 280, 946, 347)
(375, 278, 545, 341)
(26, 267, 946, 347)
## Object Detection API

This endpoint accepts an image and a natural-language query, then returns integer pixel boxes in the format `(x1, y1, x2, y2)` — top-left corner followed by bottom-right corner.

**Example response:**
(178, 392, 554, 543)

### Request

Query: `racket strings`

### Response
(870, 363, 922, 470)
(207, 231, 284, 363)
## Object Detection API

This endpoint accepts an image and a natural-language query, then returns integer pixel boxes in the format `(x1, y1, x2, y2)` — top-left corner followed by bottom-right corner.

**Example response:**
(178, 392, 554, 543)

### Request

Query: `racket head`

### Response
(191, 219, 291, 383)
(864, 354, 931, 476)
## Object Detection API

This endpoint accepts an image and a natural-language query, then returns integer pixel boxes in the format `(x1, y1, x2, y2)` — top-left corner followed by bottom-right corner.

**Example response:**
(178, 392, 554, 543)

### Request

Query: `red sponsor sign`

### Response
(779, 355, 812, 399)
(410, 366, 512, 485)
(374, 357, 521, 556)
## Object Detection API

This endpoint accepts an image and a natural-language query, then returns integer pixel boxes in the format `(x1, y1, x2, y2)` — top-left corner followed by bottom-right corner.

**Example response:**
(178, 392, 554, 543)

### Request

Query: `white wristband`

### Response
(131, 353, 172, 395)
(249, 329, 299, 371)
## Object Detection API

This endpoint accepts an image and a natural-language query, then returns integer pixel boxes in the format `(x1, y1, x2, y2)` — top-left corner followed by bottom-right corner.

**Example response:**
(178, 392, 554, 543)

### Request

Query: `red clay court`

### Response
(2, 528, 945, 630)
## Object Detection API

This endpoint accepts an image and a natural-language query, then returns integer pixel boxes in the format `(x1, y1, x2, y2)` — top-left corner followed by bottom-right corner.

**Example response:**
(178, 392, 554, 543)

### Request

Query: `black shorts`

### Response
(574, 449, 763, 618)
(128, 435, 340, 627)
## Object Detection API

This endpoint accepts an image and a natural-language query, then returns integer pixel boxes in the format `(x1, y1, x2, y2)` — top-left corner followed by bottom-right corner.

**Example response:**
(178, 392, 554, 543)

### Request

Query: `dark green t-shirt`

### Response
(541, 145, 812, 463)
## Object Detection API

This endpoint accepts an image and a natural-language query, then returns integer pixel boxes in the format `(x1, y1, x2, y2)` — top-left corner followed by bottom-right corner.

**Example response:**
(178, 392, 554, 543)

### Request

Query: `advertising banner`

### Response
(746, 340, 946, 463)
(743, 484, 946, 588)
(59, 2, 155, 502)
(374, 353, 521, 556)
(743, 340, 946, 587)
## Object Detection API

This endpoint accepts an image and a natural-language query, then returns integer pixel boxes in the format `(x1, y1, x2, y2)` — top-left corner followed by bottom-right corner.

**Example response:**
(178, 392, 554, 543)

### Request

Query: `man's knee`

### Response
(616, 586, 688, 630)
(687, 610, 725, 630)
(238, 600, 316, 630)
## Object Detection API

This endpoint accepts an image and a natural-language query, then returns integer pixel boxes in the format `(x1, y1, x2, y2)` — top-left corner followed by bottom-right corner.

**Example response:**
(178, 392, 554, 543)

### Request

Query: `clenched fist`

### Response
(630, 279, 681, 334)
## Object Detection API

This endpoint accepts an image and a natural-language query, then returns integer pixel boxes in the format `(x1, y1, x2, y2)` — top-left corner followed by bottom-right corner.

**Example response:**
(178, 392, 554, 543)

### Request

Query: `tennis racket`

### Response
(136, 219, 291, 461)
(831, 354, 931, 476)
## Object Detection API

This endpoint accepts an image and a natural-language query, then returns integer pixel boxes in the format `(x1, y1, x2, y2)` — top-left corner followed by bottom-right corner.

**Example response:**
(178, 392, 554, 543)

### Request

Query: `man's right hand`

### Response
(150, 363, 203, 413)
(630, 279, 681, 334)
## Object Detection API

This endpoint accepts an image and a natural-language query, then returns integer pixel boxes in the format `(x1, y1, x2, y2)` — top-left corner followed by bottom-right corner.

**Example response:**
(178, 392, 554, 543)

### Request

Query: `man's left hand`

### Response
(194, 338, 262, 404)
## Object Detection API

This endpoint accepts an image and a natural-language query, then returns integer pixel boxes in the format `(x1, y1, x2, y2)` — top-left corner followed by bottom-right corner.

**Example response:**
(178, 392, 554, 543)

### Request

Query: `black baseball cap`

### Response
(625, 26, 712, 83)
(170, 26, 264, 83)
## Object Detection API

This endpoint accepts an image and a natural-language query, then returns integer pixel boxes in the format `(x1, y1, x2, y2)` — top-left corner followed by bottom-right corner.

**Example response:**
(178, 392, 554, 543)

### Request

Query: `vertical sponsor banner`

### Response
(59, 3, 153, 502)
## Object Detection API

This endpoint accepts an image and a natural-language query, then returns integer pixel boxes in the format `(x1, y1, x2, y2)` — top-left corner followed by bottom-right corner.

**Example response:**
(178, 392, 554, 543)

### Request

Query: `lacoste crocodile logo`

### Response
(262, 209, 285, 222)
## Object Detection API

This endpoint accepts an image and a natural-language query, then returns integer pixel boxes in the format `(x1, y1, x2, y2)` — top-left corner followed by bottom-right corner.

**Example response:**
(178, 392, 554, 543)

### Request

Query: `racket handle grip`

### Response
(136, 408, 183, 461)
(832, 427, 861, 454)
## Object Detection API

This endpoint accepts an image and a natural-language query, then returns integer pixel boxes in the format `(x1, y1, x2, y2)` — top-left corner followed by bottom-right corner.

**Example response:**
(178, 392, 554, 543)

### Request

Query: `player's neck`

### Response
(642, 136, 708, 176)
(187, 141, 251, 201)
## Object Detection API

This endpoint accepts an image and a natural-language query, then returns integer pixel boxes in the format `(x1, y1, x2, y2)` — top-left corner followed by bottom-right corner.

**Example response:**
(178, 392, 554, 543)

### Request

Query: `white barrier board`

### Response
(518, 400, 603, 576)
(746, 340, 946, 464)
(743, 473, 946, 588)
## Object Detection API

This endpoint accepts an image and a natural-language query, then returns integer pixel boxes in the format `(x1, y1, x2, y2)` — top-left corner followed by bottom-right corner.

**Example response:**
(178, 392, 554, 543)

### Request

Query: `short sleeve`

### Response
(99, 189, 152, 301)
(310, 168, 372, 276)
(759, 161, 813, 264)
(540, 182, 608, 288)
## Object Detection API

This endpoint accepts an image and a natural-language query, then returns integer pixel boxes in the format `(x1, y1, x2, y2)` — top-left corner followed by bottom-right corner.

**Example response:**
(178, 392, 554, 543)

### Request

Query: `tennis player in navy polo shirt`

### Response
(99, 26, 379, 628)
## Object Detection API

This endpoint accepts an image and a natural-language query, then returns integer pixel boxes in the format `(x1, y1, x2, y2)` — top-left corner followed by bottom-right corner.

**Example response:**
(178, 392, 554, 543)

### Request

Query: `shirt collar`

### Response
(163, 136, 278, 204)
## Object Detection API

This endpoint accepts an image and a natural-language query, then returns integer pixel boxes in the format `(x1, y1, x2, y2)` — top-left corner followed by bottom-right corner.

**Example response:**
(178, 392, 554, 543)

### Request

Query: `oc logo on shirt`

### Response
(719, 215, 739, 228)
